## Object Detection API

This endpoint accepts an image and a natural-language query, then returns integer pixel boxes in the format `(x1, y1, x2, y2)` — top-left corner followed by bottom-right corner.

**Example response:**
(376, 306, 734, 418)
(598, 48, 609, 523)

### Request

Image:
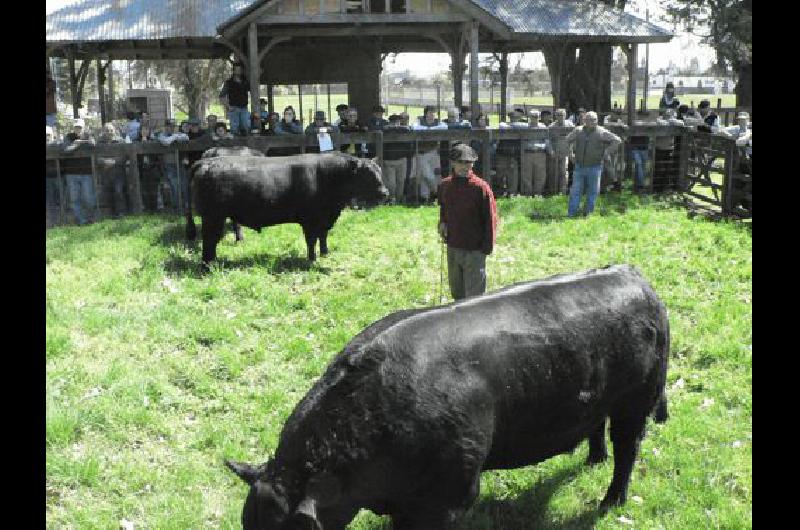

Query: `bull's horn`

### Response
(224, 459, 261, 486)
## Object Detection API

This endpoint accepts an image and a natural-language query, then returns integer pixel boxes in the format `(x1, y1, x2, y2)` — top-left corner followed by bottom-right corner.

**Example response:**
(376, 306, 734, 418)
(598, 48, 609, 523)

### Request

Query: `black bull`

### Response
(227, 265, 670, 529)
(185, 152, 388, 264)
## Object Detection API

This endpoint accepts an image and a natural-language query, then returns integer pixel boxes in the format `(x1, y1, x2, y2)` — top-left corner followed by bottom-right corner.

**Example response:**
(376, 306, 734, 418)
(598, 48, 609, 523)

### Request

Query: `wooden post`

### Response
(625, 44, 637, 126)
(68, 56, 80, 119)
(248, 23, 261, 122)
(90, 154, 101, 219)
(722, 139, 735, 215)
(107, 60, 115, 120)
(499, 52, 508, 123)
(647, 132, 656, 193)
(97, 59, 107, 125)
(56, 158, 65, 224)
(469, 20, 480, 123)
(127, 149, 143, 214)
(375, 130, 383, 165)
(298, 84, 304, 125)
(327, 84, 331, 122)
(175, 148, 182, 212)
(481, 129, 491, 182)
(267, 84, 275, 115)
(677, 129, 689, 191)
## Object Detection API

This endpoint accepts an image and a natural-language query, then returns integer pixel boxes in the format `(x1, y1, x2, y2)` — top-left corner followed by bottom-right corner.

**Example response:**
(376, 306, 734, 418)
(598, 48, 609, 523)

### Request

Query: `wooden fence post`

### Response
(90, 154, 101, 219)
(677, 130, 689, 191)
(56, 158, 65, 224)
(722, 139, 735, 216)
(127, 147, 143, 213)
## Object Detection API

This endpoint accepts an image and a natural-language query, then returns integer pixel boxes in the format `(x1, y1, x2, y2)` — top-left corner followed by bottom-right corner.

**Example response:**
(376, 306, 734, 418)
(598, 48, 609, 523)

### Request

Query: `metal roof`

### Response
(47, 0, 672, 43)
(46, 0, 259, 42)
(470, 0, 672, 40)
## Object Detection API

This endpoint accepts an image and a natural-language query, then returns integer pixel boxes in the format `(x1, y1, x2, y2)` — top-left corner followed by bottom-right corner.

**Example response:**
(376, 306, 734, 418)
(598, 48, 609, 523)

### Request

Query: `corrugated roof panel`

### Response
(46, 0, 260, 42)
(469, 0, 672, 38)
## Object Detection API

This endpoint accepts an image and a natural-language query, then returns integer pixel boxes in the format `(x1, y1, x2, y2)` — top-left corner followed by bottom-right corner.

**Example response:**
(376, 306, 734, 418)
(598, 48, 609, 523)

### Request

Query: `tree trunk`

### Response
(553, 44, 613, 114)
(735, 62, 751, 107)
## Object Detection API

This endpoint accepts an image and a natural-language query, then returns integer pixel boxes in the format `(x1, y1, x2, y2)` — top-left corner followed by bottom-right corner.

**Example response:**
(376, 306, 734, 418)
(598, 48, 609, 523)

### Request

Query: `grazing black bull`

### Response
(226, 265, 670, 529)
(198, 146, 266, 243)
(186, 152, 388, 265)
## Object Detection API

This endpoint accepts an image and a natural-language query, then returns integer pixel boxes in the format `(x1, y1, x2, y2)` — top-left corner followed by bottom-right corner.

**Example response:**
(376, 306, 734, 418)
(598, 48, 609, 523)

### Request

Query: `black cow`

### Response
(198, 146, 266, 243)
(186, 152, 388, 265)
(227, 265, 670, 529)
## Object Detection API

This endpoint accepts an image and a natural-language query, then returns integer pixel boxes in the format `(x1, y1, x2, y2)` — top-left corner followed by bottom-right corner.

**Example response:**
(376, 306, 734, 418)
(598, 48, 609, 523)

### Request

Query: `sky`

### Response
(47, 0, 718, 75)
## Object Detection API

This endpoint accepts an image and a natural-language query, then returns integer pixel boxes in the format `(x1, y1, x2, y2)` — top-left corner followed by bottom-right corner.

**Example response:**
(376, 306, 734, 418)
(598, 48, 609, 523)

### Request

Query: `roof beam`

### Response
(255, 13, 469, 24)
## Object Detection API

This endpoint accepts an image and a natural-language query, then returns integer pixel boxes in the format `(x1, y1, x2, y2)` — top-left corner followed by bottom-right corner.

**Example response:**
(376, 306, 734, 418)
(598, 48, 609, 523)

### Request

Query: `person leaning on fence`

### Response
(334, 103, 349, 127)
(304, 111, 337, 154)
(470, 113, 494, 180)
(547, 109, 574, 195)
(437, 143, 498, 301)
(411, 105, 448, 204)
(497, 109, 528, 196)
(96, 123, 129, 219)
(382, 114, 413, 204)
(521, 109, 549, 196)
(563, 111, 622, 217)
(205, 114, 218, 136)
(213, 122, 234, 140)
(652, 108, 684, 192)
(721, 111, 752, 210)
(219, 63, 251, 136)
(338, 108, 369, 158)
(62, 118, 97, 225)
(157, 119, 190, 213)
(460, 105, 473, 124)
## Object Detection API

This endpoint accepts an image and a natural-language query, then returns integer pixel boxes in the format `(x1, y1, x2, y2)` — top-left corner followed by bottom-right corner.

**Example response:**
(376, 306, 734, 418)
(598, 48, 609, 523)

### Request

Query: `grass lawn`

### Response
(46, 192, 751, 529)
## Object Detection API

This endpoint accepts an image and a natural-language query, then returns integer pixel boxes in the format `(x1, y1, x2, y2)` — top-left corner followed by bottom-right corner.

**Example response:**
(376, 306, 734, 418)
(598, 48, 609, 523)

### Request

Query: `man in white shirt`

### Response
(410, 105, 448, 203)
(522, 109, 549, 196)
(722, 111, 752, 158)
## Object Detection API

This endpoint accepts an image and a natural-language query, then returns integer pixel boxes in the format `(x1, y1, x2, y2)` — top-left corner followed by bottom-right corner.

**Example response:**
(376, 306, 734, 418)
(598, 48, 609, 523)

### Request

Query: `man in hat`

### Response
(367, 105, 388, 131)
(437, 143, 498, 301)
(305, 110, 336, 135)
(219, 63, 250, 136)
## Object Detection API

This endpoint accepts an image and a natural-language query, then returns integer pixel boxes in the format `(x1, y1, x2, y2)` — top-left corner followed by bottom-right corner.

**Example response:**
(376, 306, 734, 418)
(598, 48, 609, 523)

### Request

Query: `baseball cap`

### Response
(314, 111, 326, 120)
(449, 143, 478, 162)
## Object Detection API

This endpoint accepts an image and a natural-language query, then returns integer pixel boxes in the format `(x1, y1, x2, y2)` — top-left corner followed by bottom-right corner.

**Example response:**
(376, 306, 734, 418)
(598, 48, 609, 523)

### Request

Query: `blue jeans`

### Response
(631, 149, 648, 188)
(568, 165, 602, 217)
(66, 174, 96, 225)
(164, 163, 189, 211)
(46, 113, 57, 127)
(228, 106, 251, 136)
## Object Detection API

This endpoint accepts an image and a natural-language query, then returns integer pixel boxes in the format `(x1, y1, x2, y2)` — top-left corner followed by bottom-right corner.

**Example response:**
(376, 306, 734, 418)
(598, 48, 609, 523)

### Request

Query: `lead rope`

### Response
(439, 240, 446, 305)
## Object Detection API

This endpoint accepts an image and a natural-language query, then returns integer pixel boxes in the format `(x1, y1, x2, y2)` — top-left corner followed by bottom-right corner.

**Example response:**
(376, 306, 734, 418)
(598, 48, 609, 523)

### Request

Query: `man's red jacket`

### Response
(437, 170, 498, 255)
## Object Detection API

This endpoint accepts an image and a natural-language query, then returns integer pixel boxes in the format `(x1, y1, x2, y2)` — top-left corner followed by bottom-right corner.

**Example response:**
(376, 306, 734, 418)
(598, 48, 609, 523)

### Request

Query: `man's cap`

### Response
(73, 118, 85, 127)
(449, 143, 479, 162)
(314, 110, 326, 120)
(336, 104, 349, 111)
(737, 111, 750, 119)
(372, 105, 385, 113)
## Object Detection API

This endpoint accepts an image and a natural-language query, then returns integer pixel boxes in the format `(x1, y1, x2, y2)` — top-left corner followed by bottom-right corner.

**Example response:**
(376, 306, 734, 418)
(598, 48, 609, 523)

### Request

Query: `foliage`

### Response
(46, 193, 751, 529)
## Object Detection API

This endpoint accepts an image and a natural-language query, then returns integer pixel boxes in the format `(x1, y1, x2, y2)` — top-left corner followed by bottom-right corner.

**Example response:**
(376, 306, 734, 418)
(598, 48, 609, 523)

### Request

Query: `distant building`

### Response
(649, 74, 736, 95)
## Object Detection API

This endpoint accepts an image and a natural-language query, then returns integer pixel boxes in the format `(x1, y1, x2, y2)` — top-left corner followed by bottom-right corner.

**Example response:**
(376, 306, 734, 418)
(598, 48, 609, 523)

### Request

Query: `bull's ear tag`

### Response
(225, 459, 261, 485)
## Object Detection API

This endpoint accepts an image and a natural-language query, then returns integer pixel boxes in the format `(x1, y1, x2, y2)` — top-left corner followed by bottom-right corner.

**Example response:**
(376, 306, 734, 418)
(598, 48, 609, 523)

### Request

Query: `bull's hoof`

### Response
(586, 452, 608, 466)
(598, 491, 626, 512)
(320, 248, 329, 256)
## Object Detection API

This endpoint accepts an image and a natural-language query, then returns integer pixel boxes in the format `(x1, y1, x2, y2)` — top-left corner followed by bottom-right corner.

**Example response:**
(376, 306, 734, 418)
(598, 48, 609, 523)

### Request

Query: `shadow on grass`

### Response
(163, 252, 330, 277)
(456, 461, 604, 530)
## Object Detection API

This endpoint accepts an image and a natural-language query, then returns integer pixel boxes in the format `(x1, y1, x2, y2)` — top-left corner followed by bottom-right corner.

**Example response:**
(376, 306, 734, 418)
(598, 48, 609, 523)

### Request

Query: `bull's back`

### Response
(376, 265, 669, 468)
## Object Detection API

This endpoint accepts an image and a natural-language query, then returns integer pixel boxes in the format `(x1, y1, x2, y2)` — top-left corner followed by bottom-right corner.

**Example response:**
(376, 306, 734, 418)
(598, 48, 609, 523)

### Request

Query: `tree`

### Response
(135, 59, 231, 119)
(665, 0, 752, 106)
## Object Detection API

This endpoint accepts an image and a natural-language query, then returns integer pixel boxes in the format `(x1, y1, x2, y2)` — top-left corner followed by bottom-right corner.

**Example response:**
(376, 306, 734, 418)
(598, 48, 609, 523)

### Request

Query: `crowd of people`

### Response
(46, 67, 751, 226)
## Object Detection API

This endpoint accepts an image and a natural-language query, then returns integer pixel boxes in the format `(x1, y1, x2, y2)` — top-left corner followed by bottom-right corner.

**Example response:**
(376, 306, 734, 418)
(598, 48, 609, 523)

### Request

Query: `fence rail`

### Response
(45, 125, 750, 226)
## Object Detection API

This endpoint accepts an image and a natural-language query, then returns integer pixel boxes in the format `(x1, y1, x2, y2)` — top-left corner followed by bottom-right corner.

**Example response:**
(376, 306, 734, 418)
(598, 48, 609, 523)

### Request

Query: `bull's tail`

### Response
(652, 393, 668, 424)
(185, 160, 202, 240)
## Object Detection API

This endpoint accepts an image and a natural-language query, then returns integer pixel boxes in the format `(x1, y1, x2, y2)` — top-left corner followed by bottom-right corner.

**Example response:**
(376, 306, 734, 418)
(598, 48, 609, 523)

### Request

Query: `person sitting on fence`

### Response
(158, 119, 190, 213)
(445, 107, 471, 129)
(219, 63, 250, 136)
(62, 118, 97, 225)
(563, 111, 622, 217)
(125, 111, 141, 141)
(497, 108, 529, 196)
(338, 108, 369, 158)
(205, 114, 218, 136)
(659, 82, 680, 111)
(688, 100, 720, 133)
(382, 113, 413, 204)
(470, 113, 493, 181)
(367, 105, 388, 131)
(460, 105, 473, 124)
(334, 103, 350, 127)
(521, 109, 549, 196)
(213, 122, 235, 140)
(548, 108, 574, 195)
(411, 105, 448, 204)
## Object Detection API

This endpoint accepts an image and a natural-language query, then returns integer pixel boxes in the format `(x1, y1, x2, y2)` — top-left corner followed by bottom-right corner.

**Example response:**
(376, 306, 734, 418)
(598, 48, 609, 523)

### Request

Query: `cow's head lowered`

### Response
(346, 156, 389, 205)
(226, 459, 343, 530)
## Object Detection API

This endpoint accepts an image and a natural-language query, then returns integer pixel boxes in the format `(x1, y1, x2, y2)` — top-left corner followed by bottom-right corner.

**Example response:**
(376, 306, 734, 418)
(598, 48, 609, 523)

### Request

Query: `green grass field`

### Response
(46, 192, 751, 529)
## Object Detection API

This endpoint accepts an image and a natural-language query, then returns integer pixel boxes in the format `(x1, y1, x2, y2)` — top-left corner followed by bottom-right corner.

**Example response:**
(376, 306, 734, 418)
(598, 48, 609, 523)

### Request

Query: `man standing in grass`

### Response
(437, 143, 498, 300)
(563, 111, 622, 217)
